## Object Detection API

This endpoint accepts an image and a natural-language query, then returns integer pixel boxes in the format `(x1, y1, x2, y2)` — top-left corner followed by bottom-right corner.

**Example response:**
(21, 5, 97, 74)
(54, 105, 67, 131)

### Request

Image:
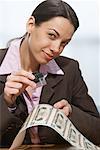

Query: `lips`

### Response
(42, 50, 53, 60)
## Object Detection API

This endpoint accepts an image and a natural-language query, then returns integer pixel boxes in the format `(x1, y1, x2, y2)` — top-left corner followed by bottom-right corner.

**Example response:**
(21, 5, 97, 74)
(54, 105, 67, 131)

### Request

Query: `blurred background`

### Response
(0, 0, 100, 111)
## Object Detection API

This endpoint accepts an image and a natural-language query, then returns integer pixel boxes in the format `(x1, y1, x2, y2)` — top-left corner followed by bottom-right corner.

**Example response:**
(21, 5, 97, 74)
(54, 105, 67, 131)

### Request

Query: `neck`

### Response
(19, 37, 39, 72)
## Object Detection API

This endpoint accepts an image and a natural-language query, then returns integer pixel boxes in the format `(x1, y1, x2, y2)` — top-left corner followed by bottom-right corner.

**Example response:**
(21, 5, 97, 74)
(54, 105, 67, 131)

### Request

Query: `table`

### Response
(0, 144, 78, 150)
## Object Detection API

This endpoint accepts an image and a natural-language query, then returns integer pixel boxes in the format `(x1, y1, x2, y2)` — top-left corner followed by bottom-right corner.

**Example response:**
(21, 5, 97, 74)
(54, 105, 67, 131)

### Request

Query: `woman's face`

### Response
(27, 16, 75, 64)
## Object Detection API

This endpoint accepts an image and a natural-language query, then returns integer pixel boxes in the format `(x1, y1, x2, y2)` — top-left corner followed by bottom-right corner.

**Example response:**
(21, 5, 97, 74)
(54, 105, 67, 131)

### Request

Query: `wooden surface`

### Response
(0, 144, 78, 150)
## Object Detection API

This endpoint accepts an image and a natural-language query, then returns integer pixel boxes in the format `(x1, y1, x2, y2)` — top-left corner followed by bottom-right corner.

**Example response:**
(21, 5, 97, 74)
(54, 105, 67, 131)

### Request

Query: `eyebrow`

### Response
(48, 28, 72, 42)
(48, 28, 60, 36)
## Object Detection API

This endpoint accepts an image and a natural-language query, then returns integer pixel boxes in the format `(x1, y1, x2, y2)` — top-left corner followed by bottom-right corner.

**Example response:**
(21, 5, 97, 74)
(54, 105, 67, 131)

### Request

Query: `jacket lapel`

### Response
(0, 48, 8, 66)
(0, 75, 8, 83)
(40, 73, 63, 104)
(0, 49, 8, 82)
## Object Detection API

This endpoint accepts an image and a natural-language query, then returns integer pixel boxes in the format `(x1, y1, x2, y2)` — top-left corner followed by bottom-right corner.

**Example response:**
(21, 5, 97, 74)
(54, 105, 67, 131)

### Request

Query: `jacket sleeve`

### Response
(0, 77, 28, 147)
(69, 60, 100, 145)
(0, 93, 14, 132)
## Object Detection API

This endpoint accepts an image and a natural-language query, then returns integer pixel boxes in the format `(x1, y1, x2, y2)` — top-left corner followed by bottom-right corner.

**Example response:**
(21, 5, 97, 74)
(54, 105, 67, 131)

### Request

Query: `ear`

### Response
(26, 16, 35, 33)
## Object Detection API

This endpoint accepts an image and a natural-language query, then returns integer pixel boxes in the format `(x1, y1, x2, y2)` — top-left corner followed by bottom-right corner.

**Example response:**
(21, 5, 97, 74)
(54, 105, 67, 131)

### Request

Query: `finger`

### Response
(5, 81, 26, 96)
(6, 81, 23, 89)
(4, 88, 17, 106)
(62, 105, 71, 116)
(7, 74, 36, 88)
(12, 70, 35, 80)
(4, 82, 27, 105)
(54, 99, 69, 109)
(7, 70, 35, 83)
(4, 86, 19, 95)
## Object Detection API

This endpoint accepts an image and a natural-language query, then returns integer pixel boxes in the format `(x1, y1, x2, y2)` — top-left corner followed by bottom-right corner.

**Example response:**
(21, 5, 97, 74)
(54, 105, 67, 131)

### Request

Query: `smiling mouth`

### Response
(42, 50, 53, 60)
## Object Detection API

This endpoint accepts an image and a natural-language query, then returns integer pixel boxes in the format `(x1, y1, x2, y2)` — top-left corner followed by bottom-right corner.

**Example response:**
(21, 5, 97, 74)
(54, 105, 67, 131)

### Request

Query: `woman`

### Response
(0, 0, 100, 148)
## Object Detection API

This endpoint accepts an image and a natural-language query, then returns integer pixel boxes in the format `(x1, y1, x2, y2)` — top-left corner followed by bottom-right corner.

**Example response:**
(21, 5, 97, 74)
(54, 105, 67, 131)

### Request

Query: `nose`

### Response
(50, 41, 62, 56)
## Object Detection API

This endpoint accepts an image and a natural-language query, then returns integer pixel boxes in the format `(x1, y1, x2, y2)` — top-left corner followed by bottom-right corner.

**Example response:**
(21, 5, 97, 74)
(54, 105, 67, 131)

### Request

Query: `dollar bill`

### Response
(9, 104, 100, 150)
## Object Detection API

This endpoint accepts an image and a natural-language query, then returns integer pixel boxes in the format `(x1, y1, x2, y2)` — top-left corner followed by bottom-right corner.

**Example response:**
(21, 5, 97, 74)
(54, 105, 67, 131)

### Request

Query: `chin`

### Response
(37, 55, 52, 64)
(39, 59, 50, 65)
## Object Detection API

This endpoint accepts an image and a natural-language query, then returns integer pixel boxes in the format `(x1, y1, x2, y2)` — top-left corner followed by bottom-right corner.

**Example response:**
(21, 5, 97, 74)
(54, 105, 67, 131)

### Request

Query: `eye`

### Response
(48, 33, 56, 40)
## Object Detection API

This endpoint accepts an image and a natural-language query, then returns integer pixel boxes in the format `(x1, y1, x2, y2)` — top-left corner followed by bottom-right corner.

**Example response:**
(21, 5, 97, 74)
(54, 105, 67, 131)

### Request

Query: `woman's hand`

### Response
(4, 70, 36, 107)
(54, 99, 72, 116)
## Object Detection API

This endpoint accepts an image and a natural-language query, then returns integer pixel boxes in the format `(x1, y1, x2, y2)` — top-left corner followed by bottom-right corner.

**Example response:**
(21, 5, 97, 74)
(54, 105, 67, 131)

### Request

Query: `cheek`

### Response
(39, 37, 51, 46)
(58, 46, 64, 55)
(28, 33, 51, 52)
(36, 40, 51, 51)
(28, 36, 34, 49)
(28, 36, 39, 52)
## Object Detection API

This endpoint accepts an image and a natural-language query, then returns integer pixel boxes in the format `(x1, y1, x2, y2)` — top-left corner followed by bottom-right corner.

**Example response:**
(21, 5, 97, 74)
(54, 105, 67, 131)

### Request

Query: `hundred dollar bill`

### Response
(9, 104, 100, 150)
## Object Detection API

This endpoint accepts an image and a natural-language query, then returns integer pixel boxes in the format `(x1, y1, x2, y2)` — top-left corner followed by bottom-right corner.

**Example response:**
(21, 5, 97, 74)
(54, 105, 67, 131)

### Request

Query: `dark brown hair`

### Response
(7, 0, 79, 47)
(32, 0, 79, 31)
